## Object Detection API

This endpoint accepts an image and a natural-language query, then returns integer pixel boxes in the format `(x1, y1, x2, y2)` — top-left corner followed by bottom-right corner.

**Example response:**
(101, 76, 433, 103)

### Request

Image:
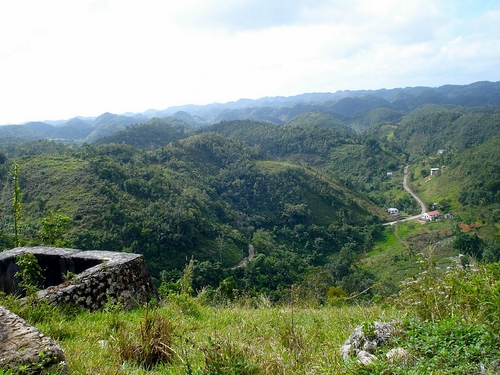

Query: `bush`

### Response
(394, 250, 500, 329)
(111, 307, 177, 369)
(395, 318, 500, 374)
(201, 336, 261, 375)
(343, 318, 500, 375)
(15, 252, 43, 297)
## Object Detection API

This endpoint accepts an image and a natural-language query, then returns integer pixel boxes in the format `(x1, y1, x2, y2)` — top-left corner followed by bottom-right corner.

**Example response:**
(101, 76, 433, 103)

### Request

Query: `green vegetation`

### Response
(0, 294, 390, 374)
(2, 253, 499, 374)
(0, 133, 383, 300)
(1, 92, 500, 374)
(14, 252, 43, 297)
(12, 162, 22, 247)
(40, 210, 72, 246)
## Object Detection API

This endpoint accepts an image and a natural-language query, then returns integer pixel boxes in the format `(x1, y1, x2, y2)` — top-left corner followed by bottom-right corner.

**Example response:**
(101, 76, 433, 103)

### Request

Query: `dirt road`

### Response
(384, 165, 426, 225)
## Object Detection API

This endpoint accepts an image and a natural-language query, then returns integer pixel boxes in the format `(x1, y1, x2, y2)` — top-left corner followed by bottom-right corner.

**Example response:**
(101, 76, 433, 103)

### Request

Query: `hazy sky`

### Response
(1, 0, 500, 124)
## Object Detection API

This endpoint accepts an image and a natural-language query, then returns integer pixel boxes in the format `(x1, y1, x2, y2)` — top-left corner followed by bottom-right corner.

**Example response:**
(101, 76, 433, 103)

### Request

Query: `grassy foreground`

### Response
(2, 257, 500, 374)
(2, 296, 397, 374)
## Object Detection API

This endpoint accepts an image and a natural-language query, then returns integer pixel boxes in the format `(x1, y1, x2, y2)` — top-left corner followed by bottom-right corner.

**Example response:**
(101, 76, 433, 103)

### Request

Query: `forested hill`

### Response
(144, 81, 500, 124)
(0, 134, 384, 297)
(1, 82, 500, 300)
(388, 105, 500, 155)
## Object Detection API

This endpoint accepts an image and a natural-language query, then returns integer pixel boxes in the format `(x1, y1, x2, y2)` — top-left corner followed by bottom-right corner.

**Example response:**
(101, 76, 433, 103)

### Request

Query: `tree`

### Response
(452, 231, 484, 259)
(482, 241, 500, 263)
(0, 230, 14, 251)
(12, 162, 21, 247)
(420, 168, 430, 178)
(40, 210, 72, 246)
(15, 252, 43, 297)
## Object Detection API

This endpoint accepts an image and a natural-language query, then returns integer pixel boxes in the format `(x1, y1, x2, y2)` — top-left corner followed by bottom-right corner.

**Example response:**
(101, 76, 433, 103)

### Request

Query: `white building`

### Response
(387, 208, 399, 215)
(422, 210, 440, 221)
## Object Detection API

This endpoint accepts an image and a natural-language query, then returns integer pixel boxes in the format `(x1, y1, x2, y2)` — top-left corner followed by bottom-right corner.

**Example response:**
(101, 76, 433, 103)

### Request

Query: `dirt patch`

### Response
(458, 222, 482, 231)
(406, 229, 454, 251)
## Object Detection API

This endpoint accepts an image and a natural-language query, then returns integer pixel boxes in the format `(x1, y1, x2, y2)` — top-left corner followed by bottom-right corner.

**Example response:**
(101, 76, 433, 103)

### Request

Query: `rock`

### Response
(0, 306, 68, 374)
(363, 339, 378, 352)
(340, 321, 398, 365)
(340, 343, 352, 361)
(357, 350, 378, 365)
(373, 321, 396, 343)
(386, 347, 410, 363)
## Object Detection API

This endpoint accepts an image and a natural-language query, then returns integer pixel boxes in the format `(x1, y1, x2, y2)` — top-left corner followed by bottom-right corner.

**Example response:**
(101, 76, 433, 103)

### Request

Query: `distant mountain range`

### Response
(2, 81, 500, 144)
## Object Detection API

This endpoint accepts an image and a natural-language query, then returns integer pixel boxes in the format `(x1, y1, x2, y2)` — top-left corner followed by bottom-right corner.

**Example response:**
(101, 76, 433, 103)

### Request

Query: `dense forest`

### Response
(1, 81, 500, 302)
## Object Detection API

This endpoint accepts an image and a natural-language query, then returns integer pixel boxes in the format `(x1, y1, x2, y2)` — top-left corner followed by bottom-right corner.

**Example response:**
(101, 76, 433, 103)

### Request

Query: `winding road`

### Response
(384, 165, 426, 226)
(232, 244, 255, 269)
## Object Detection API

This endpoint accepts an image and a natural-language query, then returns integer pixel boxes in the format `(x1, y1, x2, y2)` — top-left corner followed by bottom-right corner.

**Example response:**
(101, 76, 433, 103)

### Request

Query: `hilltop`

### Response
(2, 81, 500, 145)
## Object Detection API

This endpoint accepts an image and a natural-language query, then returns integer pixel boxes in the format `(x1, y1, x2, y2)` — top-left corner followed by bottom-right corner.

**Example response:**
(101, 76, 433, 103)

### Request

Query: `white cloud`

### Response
(0, 0, 499, 124)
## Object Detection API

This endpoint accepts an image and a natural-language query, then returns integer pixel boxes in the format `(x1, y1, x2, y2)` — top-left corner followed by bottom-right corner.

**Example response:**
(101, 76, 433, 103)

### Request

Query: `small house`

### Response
(387, 172, 393, 177)
(387, 208, 399, 216)
(421, 210, 440, 221)
(430, 168, 440, 175)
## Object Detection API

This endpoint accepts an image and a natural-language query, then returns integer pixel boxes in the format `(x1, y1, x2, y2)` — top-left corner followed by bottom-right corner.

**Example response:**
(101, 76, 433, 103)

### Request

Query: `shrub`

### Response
(201, 336, 261, 375)
(343, 318, 500, 375)
(111, 307, 177, 369)
(394, 250, 500, 329)
(396, 318, 500, 374)
(15, 252, 43, 297)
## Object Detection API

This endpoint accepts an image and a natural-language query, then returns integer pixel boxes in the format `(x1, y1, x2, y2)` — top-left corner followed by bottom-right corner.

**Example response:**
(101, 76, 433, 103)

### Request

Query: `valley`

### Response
(1, 81, 500, 374)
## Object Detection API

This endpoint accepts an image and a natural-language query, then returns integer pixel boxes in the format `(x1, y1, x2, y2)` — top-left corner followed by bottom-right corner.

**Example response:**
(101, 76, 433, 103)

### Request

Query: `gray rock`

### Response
(0, 247, 158, 310)
(340, 343, 352, 361)
(340, 321, 398, 364)
(0, 306, 68, 374)
(357, 350, 378, 365)
(386, 347, 410, 364)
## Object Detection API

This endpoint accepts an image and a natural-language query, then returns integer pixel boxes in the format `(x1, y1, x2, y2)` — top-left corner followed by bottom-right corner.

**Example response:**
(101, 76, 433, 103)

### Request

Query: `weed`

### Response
(62, 270, 77, 282)
(1, 350, 66, 375)
(201, 336, 261, 375)
(103, 295, 124, 333)
(110, 306, 177, 369)
(395, 252, 500, 328)
(14, 252, 43, 298)
(394, 318, 500, 374)
(166, 293, 203, 318)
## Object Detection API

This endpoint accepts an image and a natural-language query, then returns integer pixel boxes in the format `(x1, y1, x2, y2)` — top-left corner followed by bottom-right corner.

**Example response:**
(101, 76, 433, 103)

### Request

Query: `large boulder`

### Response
(0, 306, 67, 374)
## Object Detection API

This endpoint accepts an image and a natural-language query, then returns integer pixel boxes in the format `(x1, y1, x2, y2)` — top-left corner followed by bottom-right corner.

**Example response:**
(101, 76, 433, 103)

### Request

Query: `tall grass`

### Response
(2, 253, 499, 374)
(0, 293, 396, 374)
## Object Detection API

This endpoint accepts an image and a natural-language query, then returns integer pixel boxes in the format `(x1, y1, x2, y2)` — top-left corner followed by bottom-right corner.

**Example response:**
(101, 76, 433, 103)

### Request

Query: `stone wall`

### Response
(0, 247, 158, 310)
(0, 247, 158, 373)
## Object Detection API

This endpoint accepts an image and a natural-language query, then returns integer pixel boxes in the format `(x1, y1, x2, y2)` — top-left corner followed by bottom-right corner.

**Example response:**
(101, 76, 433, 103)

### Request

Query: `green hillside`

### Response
(0, 133, 384, 298)
(2, 85, 500, 375)
(408, 134, 500, 208)
(391, 106, 500, 155)
(93, 117, 195, 148)
(1, 99, 500, 301)
(284, 111, 353, 133)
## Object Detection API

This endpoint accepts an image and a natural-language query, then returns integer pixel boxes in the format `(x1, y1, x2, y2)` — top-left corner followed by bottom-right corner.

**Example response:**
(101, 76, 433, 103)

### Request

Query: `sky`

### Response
(1, 0, 500, 125)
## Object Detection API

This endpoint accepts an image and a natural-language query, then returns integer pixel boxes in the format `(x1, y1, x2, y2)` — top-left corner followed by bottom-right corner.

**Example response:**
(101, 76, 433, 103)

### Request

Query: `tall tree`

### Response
(12, 162, 21, 247)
